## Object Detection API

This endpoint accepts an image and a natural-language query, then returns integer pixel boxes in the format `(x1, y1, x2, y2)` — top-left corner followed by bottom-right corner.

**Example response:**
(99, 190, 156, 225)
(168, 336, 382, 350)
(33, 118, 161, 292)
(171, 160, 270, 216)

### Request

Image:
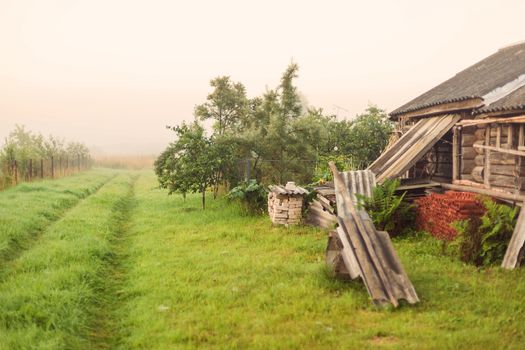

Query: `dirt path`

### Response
(89, 174, 139, 349)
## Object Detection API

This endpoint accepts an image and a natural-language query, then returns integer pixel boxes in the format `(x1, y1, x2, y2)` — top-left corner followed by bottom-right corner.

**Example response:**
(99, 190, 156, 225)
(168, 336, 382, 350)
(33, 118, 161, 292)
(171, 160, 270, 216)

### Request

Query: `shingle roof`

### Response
(390, 42, 525, 117)
(475, 85, 525, 114)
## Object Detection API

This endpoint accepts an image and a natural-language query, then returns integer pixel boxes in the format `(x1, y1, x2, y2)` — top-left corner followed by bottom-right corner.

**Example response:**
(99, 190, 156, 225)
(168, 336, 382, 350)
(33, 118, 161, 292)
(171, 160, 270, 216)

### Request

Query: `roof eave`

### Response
(389, 97, 484, 120)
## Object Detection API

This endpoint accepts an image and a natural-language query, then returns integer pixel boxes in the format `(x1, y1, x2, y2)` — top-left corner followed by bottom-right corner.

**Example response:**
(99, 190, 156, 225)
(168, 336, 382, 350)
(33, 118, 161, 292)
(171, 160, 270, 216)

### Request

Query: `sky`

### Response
(1, 0, 524, 155)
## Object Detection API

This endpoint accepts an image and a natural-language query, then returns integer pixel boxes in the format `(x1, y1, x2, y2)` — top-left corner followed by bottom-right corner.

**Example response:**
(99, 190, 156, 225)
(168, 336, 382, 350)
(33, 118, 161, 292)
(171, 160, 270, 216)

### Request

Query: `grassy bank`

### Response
(0, 169, 116, 265)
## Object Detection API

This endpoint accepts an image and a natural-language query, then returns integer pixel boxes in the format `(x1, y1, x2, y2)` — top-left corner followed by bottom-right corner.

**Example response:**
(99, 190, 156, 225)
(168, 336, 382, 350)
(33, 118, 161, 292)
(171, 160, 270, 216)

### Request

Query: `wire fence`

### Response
(0, 155, 92, 191)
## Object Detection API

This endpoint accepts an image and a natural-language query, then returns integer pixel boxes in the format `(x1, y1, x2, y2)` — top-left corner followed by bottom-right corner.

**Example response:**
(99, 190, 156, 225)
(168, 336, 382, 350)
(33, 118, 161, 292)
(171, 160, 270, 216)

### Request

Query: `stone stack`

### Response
(268, 182, 308, 226)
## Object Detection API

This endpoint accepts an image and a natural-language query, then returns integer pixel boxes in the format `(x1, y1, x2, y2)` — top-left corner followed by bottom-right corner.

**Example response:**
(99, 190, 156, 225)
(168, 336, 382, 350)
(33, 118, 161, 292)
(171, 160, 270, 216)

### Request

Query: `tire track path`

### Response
(89, 174, 139, 349)
(0, 173, 116, 277)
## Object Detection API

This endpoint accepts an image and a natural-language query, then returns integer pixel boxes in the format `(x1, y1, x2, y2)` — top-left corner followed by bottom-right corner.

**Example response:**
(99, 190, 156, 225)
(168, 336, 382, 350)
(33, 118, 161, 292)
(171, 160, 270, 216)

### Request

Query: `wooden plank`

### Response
(377, 115, 461, 182)
(452, 126, 460, 181)
(333, 174, 361, 279)
(332, 163, 399, 305)
(508, 125, 514, 148)
(518, 124, 525, 149)
(441, 183, 525, 202)
(474, 143, 525, 157)
(330, 162, 418, 306)
(502, 208, 525, 269)
(458, 115, 525, 127)
(368, 118, 430, 174)
(484, 126, 491, 188)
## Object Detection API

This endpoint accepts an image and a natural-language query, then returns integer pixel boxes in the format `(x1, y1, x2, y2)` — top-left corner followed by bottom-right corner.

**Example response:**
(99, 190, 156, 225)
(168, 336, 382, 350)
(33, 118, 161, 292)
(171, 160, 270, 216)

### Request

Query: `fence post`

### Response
(40, 159, 44, 179)
(13, 160, 18, 185)
(51, 156, 54, 179)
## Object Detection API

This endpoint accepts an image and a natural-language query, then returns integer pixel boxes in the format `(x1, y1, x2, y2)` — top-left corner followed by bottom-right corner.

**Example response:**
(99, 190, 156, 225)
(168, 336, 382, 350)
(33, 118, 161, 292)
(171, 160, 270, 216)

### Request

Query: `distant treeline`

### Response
(93, 154, 156, 170)
(0, 125, 91, 190)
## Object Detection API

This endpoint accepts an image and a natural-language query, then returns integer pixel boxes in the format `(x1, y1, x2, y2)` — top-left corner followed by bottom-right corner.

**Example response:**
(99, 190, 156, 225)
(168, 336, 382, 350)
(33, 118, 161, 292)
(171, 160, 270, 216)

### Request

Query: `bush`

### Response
(451, 199, 518, 266)
(227, 179, 268, 215)
(356, 179, 415, 236)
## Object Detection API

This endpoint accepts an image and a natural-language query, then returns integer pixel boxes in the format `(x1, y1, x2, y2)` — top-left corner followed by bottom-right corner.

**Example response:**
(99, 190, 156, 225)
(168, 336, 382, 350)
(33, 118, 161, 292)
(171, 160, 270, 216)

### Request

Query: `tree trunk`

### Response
(201, 186, 206, 210)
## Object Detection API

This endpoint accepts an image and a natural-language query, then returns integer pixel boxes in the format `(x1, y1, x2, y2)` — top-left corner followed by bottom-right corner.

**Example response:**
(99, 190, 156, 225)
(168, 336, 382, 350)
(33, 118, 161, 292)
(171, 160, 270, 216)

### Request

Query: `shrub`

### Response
(356, 179, 415, 236)
(451, 199, 518, 266)
(227, 179, 268, 215)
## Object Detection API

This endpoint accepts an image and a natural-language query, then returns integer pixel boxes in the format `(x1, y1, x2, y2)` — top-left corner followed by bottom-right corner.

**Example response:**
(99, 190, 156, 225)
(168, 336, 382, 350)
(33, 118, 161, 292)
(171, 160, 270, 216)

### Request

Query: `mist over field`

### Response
(1, 0, 525, 155)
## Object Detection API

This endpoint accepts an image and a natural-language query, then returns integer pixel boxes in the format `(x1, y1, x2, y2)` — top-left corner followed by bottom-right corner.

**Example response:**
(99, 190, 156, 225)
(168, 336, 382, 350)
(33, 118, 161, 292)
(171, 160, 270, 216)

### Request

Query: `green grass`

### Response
(0, 168, 116, 264)
(0, 173, 134, 349)
(1, 170, 525, 349)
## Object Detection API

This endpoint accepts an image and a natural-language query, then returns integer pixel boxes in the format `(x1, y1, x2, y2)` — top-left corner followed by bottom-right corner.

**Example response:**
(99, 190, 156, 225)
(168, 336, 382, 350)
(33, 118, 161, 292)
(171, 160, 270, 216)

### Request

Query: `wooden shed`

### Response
(370, 41, 525, 268)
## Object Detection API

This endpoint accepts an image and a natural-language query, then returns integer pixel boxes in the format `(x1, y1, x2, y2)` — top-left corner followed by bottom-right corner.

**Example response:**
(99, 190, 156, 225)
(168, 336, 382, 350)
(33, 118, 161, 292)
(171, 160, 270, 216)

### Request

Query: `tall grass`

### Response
(0, 173, 135, 349)
(0, 169, 116, 265)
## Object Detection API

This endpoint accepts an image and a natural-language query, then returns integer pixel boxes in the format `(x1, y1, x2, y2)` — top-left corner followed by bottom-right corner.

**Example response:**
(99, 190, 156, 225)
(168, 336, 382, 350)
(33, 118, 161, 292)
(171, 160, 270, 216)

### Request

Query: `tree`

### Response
(194, 76, 249, 136)
(242, 63, 319, 184)
(346, 105, 393, 169)
(154, 122, 222, 209)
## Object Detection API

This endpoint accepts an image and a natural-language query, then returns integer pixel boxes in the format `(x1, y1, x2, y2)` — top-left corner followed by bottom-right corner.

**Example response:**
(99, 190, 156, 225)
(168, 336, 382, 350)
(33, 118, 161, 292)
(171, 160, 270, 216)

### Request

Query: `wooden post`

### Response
(51, 156, 54, 179)
(518, 124, 525, 149)
(508, 125, 514, 148)
(13, 160, 18, 185)
(496, 125, 502, 148)
(452, 126, 460, 181)
(40, 159, 44, 179)
(484, 126, 491, 188)
(28, 159, 33, 181)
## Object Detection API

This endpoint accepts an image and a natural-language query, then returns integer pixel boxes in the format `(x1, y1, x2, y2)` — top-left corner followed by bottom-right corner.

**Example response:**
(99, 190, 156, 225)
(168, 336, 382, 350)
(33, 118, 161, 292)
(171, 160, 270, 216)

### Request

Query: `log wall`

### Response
(462, 123, 525, 193)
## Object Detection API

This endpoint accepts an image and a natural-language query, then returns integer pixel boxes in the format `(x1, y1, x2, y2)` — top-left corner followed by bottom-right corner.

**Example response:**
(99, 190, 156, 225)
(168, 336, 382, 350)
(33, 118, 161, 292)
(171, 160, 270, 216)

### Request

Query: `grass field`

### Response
(1, 169, 525, 349)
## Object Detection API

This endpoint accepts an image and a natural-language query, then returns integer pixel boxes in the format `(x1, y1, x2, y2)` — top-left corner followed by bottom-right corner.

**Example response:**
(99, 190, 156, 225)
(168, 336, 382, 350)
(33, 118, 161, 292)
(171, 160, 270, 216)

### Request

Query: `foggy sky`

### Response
(1, 0, 524, 155)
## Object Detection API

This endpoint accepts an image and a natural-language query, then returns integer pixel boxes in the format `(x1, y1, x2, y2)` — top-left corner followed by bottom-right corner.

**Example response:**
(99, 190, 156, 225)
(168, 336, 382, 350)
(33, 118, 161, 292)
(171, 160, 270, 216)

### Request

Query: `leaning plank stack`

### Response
(328, 162, 419, 307)
(268, 182, 308, 226)
(307, 194, 337, 229)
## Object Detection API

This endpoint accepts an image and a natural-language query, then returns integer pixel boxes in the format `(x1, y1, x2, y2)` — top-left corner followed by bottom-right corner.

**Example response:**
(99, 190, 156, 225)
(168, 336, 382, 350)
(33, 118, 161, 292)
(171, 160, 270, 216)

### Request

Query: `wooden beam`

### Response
(441, 183, 525, 203)
(484, 126, 491, 188)
(508, 125, 514, 148)
(502, 209, 525, 269)
(474, 144, 525, 157)
(458, 115, 525, 127)
(475, 108, 525, 119)
(394, 98, 484, 120)
(452, 126, 460, 181)
(496, 125, 502, 147)
(518, 124, 525, 149)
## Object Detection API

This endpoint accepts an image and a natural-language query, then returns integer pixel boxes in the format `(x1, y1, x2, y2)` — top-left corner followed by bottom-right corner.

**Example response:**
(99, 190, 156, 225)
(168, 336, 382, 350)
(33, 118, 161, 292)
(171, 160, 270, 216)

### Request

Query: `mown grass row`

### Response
(0, 173, 136, 350)
(114, 172, 525, 349)
(0, 169, 116, 265)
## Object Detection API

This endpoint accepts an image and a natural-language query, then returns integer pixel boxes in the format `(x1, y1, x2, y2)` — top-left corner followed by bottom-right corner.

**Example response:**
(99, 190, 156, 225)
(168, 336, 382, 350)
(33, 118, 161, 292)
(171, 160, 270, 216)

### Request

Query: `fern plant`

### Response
(479, 200, 518, 265)
(356, 179, 414, 236)
(451, 199, 518, 266)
